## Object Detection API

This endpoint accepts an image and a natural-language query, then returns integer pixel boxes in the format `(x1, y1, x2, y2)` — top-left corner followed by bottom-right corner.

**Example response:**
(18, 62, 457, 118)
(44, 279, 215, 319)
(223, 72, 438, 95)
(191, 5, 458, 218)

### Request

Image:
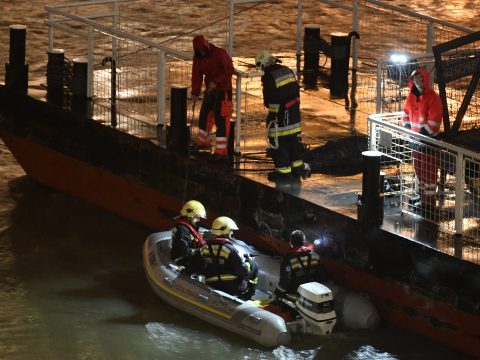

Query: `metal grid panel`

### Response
(369, 113, 480, 243)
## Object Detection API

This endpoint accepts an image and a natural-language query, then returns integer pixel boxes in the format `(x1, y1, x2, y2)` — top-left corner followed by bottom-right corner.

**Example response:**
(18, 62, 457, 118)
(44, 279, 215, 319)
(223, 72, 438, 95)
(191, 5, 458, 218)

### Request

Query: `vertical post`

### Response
(157, 51, 166, 127)
(235, 74, 242, 154)
(330, 32, 349, 98)
(168, 86, 190, 155)
(70, 57, 90, 118)
(46, 48, 65, 90)
(296, 0, 303, 76)
(454, 152, 464, 235)
(228, 0, 234, 57)
(46, 48, 65, 106)
(368, 117, 377, 151)
(426, 21, 435, 54)
(357, 150, 384, 226)
(349, 0, 360, 132)
(5, 24, 29, 95)
(376, 61, 383, 113)
(87, 27, 94, 98)
(48, 11, 54, 52)
(303, 24, 320, 89)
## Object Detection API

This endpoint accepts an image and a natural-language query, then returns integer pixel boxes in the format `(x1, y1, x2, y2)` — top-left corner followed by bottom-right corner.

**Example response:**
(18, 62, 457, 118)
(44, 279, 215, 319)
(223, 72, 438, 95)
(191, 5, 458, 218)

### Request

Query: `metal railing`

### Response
(43, 0, 477, 155)
(368, 112, 480, 240)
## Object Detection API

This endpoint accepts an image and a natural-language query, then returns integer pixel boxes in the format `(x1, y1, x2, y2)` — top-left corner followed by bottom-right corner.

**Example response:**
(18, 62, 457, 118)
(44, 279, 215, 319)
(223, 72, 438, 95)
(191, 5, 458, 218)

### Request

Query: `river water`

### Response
(0, 1, 477, 359)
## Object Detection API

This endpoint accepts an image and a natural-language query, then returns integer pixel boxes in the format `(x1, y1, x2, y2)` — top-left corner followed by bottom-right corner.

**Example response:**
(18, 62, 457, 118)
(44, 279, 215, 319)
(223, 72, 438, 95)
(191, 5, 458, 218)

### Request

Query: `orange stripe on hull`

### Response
(322, 257, 480, 358)
(1, 131, 179, 230)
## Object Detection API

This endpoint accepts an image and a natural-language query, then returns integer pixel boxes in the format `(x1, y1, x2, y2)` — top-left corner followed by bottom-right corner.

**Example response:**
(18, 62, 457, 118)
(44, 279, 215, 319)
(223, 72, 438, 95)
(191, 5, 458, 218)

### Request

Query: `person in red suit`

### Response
(191, 35, 234, 161)
(402, 68, 443, 217)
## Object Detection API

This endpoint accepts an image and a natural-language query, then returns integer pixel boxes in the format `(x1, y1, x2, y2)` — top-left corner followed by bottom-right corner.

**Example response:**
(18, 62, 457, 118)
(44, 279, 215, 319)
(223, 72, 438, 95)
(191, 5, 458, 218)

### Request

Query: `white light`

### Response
(390, 53, 408, 64)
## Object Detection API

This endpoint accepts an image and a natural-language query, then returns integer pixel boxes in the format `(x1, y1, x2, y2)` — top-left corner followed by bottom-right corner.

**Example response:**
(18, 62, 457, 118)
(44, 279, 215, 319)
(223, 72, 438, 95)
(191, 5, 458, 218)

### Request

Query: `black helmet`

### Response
(290, 230, 306, 246)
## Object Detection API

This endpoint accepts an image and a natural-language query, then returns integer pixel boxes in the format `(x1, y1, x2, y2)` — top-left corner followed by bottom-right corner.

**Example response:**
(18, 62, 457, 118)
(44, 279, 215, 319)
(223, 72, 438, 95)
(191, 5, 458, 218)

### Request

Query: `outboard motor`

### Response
(294, 282, 336, 335)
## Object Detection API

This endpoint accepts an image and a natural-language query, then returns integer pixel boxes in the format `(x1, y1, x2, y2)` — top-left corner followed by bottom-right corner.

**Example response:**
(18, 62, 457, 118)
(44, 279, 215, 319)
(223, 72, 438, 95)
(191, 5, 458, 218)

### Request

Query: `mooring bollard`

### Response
(70, 57, 92, 118)
(357, 150, 384, 226)
(330, 32, 349, 99)
(303, 24, 320, 89)
(70, 57, 88, 97)
(5, 24, 29, 95)
(46, 48, 65, 106)
(167, 85, 190, 155)
(46, 48, 65, 90)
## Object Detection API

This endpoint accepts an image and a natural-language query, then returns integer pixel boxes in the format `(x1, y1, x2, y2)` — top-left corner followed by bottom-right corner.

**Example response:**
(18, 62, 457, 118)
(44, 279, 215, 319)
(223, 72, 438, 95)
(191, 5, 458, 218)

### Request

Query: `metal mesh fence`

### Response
(370, 113, 480, 243)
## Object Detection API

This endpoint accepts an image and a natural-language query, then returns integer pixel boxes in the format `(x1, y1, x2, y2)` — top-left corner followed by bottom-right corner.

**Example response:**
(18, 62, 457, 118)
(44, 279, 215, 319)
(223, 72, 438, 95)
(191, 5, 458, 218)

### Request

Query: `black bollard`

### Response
(5, 24, 29, 95)
(46, 49, 65, 106)
(167, 86, 190, 155)
(357, 150, 384, 226)
(303, 24, 320, 89)
(46, 48, 65, 90)
(70, 57, 88, 97)
(330, 32, 349, 99)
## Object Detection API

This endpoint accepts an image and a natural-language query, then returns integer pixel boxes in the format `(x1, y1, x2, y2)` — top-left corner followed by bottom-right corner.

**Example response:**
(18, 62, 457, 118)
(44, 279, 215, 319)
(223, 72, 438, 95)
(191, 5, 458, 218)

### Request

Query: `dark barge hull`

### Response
(0, 86, 479, 358)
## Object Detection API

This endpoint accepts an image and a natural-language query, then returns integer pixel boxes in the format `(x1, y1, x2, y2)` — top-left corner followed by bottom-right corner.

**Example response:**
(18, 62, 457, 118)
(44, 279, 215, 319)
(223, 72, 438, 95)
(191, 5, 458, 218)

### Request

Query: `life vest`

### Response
(262, 64, 301, 137)
(200, 237, 240, 283)
(174, 218, 205, 248)
(286, 246, 320, 285)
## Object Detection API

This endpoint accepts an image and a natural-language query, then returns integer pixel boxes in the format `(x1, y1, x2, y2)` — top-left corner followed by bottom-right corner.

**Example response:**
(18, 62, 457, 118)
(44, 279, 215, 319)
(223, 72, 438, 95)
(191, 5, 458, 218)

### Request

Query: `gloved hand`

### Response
(238, 280, 248, 293)
(419, 127, 429, 136)
(191, 94, 199, 105)
(404, 123, 411, 130)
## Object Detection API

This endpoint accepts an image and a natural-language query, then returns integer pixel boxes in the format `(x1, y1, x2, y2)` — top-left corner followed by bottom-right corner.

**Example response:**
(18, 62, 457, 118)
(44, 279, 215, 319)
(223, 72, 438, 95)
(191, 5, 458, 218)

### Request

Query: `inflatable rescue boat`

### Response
(143, 231, 380, 347)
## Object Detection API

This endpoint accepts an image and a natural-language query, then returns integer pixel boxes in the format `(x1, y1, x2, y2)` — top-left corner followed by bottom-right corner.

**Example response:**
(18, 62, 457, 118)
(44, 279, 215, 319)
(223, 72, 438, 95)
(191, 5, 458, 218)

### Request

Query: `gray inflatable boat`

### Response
(143, 231, 380, 347)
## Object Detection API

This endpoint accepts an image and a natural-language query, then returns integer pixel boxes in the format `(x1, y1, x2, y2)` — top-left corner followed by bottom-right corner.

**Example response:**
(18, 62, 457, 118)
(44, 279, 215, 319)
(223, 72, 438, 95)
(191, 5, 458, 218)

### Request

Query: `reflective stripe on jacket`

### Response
(262, 64, 301, 137)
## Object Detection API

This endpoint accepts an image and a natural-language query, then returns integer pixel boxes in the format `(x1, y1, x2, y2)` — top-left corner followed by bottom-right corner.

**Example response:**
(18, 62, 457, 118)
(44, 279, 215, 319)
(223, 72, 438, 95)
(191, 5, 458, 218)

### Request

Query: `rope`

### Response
(183, 103, 195, 203)
(266, 118, 279, 150)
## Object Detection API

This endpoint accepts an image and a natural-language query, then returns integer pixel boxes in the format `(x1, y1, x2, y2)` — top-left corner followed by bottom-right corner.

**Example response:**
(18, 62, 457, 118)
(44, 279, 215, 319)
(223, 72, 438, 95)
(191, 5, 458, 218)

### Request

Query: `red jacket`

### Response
(402, 68, 443, 137)
(191, 43, 233, 96)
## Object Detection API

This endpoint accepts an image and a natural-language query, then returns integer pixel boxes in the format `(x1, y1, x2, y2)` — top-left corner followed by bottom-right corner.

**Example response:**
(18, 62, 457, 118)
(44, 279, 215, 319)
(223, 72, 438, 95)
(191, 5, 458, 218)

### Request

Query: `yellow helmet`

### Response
(211, 216, 239, 236)
(180, 200, 206, 219)
(255, 50, 277, 71)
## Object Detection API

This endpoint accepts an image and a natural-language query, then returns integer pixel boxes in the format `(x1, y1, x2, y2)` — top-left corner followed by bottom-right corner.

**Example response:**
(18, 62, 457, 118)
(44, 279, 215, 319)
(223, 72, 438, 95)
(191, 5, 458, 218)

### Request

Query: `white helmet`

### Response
(180, 200, 206, 219)
(255, 50, 277, 71)
(211, 216, 239, 236)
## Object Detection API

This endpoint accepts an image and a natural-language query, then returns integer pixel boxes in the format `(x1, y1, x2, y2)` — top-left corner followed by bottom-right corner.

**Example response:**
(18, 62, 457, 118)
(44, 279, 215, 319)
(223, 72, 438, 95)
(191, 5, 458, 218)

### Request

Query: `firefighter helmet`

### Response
(180, 200, 206, 219)
(211, 216, 239, 236)
(290, 230, 306, 246)
(255, 50, 277, 71)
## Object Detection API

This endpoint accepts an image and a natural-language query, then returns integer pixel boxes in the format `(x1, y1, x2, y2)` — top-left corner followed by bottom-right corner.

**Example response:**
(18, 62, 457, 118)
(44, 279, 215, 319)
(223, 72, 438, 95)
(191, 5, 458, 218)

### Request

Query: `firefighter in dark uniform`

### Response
(170, 200, 206, 266)
(194, 216, 258, 299)
(256, 50, 311, 181)
(275, 230, 329, 303)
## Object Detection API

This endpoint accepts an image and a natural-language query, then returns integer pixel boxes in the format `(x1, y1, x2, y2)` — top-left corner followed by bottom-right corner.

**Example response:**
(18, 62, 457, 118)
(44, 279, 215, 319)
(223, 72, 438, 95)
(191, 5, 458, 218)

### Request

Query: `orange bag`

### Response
(221, 92, 232, 117)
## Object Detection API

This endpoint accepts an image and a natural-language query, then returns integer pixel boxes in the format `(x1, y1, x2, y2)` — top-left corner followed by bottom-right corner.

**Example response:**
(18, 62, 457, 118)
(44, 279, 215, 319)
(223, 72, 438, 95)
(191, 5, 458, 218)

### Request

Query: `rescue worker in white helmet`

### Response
(191, 216, 258, 299)
(275, 230, 329, 303)
(170, 200, 206, 266)
(256, 50, 311, 182)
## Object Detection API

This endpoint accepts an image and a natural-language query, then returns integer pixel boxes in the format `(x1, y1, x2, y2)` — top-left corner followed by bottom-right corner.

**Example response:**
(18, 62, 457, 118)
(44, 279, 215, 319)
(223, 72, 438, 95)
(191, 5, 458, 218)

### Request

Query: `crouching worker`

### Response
(170, 200, 206, 266)
(193, 216, 258, 299)
(275, 230, 329, 303)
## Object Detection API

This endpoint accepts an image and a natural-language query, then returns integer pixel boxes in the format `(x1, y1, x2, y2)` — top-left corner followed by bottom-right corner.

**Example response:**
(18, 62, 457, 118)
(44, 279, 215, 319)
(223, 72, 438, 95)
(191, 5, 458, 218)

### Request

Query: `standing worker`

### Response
(402, 68, 443, 218)
(170, 200, 207, 266)
(256, 50, 311, 181)
(191, 35, 234, 162)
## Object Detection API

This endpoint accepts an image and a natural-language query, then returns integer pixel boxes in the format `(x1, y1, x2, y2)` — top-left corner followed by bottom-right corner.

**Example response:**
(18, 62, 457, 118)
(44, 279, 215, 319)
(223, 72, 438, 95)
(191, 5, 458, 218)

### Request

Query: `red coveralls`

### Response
(191, 36, 234, 157)
(402, 68, 443, 206)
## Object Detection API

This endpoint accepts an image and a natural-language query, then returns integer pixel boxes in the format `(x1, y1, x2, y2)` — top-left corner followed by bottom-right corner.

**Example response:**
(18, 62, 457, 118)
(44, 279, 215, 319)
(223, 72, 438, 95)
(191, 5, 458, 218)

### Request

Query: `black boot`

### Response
(267, 171, 292, 182)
